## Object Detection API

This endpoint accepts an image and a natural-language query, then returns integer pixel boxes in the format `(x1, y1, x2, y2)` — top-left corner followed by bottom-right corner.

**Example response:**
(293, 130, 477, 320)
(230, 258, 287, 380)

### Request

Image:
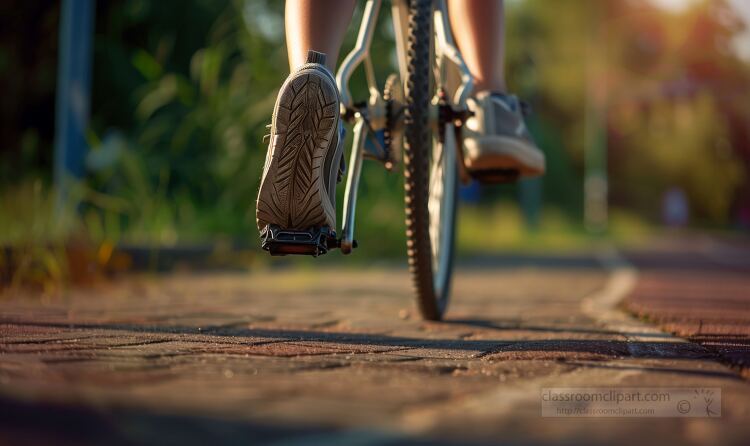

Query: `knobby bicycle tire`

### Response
(403, 0, 457, 320)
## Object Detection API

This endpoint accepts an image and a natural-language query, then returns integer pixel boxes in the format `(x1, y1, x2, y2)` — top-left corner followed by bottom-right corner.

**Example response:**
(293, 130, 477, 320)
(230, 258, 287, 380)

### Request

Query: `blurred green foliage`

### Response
(87, 0, 283, 242)
(2, 0, 750, 256)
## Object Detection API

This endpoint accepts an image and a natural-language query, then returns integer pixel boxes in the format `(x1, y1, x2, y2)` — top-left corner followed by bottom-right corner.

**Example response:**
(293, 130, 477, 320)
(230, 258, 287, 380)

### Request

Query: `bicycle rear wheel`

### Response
(403, 0, 458, 321)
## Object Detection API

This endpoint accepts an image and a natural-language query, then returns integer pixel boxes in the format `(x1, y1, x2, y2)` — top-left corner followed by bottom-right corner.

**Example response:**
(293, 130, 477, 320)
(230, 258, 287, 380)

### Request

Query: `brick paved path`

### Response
(624, 238, 750, 378)
(2, 254, 750, 445)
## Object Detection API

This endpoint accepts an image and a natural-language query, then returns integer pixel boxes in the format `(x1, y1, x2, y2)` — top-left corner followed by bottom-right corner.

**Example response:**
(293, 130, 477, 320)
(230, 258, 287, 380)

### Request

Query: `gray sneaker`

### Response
(256, 50, 344, 232)
(463, 91, 545, 177)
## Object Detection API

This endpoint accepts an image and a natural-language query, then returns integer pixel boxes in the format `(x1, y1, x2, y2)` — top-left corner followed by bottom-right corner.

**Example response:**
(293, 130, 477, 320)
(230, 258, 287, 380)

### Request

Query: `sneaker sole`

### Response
(465, 135, 546, 177)
(256, 68, 340, 231)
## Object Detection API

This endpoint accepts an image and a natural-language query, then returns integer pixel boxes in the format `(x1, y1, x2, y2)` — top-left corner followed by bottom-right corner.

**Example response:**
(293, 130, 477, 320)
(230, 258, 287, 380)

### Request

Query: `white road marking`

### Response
(581, 245, 689, 357)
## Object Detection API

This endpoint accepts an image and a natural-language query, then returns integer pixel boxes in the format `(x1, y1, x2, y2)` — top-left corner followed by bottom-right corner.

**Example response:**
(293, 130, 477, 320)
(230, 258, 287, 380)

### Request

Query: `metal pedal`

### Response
(469, 168, 520, 185)
(260, 225, 344, 257)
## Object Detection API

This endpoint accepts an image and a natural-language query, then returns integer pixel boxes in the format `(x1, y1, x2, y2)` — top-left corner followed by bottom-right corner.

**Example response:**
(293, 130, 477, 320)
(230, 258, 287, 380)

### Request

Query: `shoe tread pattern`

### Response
(257, 70, 338, 230)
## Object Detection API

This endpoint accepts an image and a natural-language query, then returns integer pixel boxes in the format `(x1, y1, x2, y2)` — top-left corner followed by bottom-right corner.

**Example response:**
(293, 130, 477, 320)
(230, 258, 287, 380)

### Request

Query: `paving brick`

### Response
(1, 259, 749, 444)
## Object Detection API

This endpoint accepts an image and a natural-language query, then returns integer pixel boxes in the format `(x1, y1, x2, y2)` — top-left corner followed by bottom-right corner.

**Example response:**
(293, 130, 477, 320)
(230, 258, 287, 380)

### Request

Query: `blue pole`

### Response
(54, 0, 95, 208)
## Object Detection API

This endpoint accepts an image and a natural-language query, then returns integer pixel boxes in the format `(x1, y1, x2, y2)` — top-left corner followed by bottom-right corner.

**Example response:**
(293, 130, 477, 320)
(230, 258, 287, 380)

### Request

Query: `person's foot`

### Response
(256, 50, 344, 232)
(463, 91, 545, 177)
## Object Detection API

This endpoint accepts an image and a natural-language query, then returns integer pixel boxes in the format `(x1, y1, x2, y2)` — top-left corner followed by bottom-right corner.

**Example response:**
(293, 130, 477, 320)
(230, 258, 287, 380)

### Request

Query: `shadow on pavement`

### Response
(3, 319, 738, 380)
(0, 394, 461, 446)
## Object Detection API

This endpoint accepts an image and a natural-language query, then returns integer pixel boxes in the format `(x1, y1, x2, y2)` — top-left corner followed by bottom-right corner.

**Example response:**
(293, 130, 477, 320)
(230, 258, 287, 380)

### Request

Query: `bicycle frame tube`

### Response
(340, 118, 367, 253)
(336, 0, 473, 254)
(433, 0, 473, 108)
(336, 0, 382, 112)
(336, 0, 382, 253)
(391, 0, 410, 88)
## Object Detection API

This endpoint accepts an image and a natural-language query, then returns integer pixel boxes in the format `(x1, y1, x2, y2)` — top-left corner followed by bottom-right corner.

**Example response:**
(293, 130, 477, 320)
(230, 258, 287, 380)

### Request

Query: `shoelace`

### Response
(491, 92, 533, 118)
(262, 123, 272, 144)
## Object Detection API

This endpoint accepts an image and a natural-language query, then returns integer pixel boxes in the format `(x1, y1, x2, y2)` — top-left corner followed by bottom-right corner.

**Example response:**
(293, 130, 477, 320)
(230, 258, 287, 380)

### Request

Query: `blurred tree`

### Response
(507, 0, 749, 225)
(0, 1, 60, 184)
(605, 0, 749, 223)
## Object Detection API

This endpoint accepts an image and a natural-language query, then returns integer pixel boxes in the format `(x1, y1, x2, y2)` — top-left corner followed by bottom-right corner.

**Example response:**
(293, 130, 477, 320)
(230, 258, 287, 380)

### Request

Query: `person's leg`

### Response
(257, 1, 354, 236)
(285, 0, 357, 72)
(447, 0, 506, 93)
(449, 0, 545, 178)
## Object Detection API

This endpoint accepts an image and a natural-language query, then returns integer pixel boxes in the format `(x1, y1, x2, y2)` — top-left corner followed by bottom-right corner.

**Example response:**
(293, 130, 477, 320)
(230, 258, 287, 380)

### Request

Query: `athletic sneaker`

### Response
(463, 91, 545, 177)
(256, 50, 344, 232)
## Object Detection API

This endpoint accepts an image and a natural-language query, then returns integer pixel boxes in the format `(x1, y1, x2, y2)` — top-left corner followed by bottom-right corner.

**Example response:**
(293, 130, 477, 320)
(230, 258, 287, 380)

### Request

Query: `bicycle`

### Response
(261, 0, 519, 320)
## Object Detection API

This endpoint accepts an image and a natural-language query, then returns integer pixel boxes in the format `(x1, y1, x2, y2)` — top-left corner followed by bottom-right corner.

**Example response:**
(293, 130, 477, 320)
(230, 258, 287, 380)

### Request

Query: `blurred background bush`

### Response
(1, 0, 749, 287)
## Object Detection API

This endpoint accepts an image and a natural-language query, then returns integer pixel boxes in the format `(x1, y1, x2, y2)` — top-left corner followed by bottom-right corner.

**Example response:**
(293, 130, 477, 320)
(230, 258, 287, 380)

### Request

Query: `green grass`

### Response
(457, 201, 654, 254)
(0, 180, 77, 246)
(0, 178, 687, 292)
(0, 179, 656, 254)
(0, 181, 76, 292)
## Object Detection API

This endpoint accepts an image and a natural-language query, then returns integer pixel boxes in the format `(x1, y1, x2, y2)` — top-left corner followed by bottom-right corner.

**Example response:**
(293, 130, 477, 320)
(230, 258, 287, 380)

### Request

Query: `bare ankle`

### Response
(473, 77, 507, 94)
